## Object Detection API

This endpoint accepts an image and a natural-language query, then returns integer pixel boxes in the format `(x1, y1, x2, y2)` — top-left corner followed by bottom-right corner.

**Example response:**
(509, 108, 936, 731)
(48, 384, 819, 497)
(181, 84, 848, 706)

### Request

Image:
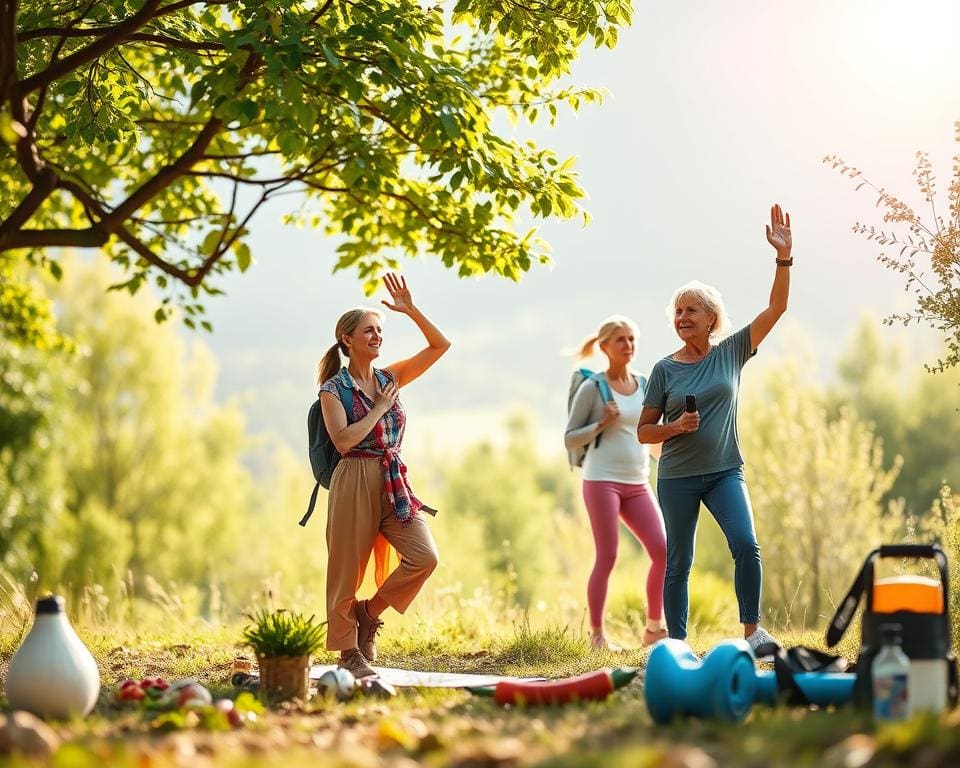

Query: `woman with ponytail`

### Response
(564, 316, 667, 651)
(318, 272, 450, 679)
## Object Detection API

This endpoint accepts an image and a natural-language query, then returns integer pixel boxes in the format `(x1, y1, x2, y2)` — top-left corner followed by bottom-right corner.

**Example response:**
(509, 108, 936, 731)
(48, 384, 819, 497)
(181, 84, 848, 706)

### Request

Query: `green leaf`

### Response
(235, 242, 252, 272)
(322, 44, 342, 69)
(440, 113, 460, 139)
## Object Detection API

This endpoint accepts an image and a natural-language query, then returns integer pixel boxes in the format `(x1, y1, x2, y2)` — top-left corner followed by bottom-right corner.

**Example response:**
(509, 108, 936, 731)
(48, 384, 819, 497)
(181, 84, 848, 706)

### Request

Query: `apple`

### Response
(117, 684, 146, 702)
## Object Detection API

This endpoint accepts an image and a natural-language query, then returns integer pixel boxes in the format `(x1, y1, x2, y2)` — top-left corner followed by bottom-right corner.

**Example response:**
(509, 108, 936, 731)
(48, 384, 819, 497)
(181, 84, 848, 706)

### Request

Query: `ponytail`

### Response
(577, 335, 600, 360)
(316, 342, 343, 387)
(575, 315, 639, 361)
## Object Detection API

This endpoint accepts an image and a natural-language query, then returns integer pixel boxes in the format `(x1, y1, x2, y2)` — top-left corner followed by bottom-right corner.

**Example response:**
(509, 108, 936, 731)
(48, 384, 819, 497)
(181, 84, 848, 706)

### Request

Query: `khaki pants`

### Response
(325, 457, 439, 651)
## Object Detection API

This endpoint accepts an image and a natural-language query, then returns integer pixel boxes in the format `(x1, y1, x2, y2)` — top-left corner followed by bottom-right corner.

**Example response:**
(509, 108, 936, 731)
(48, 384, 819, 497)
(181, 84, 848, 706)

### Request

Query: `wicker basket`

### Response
(256, 654, 311, 701)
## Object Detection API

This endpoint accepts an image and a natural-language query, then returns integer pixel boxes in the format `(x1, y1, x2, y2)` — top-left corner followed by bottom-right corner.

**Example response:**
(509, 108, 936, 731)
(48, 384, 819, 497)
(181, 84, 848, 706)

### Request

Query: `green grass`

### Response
(2, 622, 959, 767)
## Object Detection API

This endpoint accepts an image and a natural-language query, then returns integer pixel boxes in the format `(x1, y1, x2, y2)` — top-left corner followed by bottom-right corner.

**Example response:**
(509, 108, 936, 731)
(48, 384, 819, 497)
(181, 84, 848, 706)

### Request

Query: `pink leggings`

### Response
(582, 480, 666, 628)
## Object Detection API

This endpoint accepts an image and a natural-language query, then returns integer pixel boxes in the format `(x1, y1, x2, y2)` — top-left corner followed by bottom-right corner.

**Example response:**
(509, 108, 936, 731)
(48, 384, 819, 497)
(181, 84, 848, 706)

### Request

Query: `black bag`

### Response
(753, 641, 849, 706)
(825, 543, 959, 708)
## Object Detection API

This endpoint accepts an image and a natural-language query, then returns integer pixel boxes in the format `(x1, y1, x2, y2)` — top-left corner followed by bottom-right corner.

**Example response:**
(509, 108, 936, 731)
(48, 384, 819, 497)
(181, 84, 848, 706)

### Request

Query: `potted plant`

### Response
(241, 609, 326, 702)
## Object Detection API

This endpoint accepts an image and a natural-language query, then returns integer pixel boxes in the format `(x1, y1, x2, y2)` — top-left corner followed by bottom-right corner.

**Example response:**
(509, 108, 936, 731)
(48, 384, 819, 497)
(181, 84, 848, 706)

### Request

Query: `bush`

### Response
(241, 609, 326, 659)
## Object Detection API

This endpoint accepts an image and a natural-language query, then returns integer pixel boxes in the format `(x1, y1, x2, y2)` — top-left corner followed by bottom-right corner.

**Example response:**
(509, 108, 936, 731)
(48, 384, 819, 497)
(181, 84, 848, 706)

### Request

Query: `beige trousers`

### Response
(325, 457, 439, 651)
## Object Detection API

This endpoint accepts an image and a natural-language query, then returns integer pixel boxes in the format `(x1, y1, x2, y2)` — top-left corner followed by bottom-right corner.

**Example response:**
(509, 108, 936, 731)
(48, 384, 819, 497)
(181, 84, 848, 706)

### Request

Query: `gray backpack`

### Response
(566, 368, 613, 468)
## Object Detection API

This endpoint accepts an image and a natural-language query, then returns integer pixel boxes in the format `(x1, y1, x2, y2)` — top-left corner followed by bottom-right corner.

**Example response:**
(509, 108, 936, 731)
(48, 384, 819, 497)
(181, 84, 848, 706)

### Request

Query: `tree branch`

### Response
(20, 29, 225, 51)
(102, 52, 262, 230)
(307, 0, 336, 25)
(114, 225, 194, 283)
(0, 226, 108, 249)
(16, 0, 164, 94)
(0, 0, 19, 97)
(0, 167, 57, 244)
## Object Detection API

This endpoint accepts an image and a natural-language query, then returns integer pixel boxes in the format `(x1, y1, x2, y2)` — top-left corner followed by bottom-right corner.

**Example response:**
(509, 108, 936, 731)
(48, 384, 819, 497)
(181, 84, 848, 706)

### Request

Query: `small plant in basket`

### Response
(241, 609, 326, 702)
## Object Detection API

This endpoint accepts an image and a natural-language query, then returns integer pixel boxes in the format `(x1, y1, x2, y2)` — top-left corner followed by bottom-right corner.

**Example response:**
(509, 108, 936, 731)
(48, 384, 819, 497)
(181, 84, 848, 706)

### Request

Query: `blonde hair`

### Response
(576, 314, 639, 360)
(667, 281, 730, 342)
(316, 307, 385, 386)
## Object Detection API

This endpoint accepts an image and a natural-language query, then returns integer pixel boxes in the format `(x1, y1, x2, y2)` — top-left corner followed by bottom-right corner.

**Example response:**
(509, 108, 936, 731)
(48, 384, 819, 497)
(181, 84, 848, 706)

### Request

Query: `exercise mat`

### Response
(309, 665, 545, 688)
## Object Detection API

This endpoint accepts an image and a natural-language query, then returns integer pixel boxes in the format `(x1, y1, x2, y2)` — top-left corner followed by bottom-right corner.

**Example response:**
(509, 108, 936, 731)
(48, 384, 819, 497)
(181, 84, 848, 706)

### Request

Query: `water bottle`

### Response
(872, 623, 910, 721)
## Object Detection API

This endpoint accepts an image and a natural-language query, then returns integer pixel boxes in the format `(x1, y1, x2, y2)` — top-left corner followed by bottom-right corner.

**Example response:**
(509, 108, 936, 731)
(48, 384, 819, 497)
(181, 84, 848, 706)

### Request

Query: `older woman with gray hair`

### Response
(637, 204, 793, 651)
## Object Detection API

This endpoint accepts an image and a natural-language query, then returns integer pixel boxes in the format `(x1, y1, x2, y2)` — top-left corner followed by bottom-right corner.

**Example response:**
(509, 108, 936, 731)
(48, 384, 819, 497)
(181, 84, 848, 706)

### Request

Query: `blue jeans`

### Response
(657, 466, 761, 639)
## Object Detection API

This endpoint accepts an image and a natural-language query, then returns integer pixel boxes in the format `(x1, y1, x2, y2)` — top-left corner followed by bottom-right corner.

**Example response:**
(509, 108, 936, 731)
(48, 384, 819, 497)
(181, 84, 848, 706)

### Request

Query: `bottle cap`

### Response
(35, 595, 65, 614)
(879, 622, 903, 645)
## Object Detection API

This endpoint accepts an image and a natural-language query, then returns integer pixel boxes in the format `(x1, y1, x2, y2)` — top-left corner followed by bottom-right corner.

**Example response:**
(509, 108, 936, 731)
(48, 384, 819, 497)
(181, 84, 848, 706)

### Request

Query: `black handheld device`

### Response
(685, 395, 697, 413)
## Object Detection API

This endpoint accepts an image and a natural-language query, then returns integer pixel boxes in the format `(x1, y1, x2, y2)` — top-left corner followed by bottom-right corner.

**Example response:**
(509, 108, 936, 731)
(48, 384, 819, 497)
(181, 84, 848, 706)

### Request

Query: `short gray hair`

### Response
(667, 281, 731, 342)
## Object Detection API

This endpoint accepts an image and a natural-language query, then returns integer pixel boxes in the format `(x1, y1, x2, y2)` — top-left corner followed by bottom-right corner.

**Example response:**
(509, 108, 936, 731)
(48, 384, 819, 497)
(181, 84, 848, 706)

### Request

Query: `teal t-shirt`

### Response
(643, 325, 755, 479)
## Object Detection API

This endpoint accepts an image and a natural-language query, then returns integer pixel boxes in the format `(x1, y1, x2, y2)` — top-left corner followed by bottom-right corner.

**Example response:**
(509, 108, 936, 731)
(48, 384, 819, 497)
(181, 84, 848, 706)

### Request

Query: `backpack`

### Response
(826, 543, 958, 709)
(566, 368, 613, 468)
(299, 370, 388, 527)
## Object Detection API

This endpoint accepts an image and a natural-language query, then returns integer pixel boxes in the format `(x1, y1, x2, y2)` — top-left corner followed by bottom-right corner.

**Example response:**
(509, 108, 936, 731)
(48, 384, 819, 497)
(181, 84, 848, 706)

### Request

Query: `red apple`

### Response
(117, 684, 146, 702)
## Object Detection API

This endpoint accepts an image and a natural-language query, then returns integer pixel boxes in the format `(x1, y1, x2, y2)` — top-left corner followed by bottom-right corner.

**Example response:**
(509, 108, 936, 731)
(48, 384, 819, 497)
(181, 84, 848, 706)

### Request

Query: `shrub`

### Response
(241, 609, 326, 659)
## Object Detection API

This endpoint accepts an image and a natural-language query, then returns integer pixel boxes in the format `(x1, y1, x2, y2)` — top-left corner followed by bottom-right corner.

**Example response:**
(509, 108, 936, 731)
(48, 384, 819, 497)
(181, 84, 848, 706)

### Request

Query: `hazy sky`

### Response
(186, 0, 960, 459)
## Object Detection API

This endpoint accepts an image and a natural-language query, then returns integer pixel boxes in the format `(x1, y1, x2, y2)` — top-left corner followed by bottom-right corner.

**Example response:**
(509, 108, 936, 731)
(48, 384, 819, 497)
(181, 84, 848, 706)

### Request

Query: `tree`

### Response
(0, 1, 630, 332)
(741, 361, 903, 627)
(831, 315, 960, 517)
(1, 257, 258, 602)
(825, 121, 960, 372)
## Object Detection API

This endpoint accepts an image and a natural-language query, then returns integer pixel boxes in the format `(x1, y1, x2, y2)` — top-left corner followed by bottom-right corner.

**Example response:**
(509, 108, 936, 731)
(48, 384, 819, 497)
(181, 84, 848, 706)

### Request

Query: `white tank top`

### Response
(582, 382, 650, 484)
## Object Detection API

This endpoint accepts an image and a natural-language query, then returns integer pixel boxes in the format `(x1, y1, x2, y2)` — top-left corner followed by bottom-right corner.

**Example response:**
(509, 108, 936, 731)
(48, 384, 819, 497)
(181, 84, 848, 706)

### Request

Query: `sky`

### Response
(185, 0, 960, 461)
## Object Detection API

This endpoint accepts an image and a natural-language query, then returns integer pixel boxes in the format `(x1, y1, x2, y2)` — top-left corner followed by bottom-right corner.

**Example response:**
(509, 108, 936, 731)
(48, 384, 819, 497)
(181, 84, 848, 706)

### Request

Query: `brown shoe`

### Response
(338, 648, 376, 679)
(356, 600, 384, 662)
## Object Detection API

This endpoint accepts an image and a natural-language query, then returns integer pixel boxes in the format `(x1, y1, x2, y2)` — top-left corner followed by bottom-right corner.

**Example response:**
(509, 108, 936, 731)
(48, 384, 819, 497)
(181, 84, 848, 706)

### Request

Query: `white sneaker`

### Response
(745, 626, 779, 656)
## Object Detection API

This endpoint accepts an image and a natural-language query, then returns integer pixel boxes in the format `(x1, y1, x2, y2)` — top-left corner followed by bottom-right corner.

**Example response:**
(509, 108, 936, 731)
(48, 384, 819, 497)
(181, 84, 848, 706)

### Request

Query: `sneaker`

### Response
(745, 626, 779, 658)
(338, 648, 376, 679)
(589, 633, 625, 653)
(642, 627, 668, 647)
(355, 600, 384, 662)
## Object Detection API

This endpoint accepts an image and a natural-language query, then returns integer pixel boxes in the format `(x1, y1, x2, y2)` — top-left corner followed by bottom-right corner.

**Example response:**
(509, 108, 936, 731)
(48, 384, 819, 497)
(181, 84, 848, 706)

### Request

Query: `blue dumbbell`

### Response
(645, 639, 857, 723)
(645, 639, 757, 723)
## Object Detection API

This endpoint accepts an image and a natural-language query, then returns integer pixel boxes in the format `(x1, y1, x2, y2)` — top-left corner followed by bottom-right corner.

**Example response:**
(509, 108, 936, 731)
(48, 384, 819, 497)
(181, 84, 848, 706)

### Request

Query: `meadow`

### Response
(3, 571, 960, 768)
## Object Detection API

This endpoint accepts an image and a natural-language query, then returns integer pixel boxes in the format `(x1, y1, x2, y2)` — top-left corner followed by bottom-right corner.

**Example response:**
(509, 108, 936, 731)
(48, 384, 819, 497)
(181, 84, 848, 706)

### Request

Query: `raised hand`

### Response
(381, 272, 415, 314)
(765, 204, 792, 257)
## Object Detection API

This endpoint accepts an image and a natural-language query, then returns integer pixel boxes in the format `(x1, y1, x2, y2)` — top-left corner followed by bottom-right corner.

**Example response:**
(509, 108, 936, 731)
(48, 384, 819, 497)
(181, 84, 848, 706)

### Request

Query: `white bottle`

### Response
(873, 623, 910, 721)
(4, 595, 101, 719)
(908, 659, 948, 715)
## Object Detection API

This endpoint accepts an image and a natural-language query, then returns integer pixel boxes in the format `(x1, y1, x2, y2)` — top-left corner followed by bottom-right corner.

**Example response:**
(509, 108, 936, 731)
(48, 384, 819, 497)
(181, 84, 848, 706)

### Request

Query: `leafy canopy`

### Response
(0, 0, 631, 332)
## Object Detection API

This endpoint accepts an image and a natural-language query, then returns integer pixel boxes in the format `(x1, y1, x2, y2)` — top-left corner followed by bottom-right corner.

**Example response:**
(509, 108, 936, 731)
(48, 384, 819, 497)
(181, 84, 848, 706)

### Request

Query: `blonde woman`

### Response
(317, 273, 450, 678)
(565, 316, 667, 650)
(637, 204, 793, 651)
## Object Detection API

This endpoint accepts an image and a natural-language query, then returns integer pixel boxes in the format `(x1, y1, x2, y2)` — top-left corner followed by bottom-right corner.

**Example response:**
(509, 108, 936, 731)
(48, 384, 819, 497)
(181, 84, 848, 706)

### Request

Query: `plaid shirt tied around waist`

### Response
(344, 446, 428, 523)
(320, 366, 434, 525)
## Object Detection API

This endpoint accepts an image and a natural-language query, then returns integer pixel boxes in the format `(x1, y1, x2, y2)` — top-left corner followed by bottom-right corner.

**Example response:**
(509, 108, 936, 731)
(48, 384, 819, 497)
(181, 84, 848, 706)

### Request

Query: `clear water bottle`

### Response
(872, 623, 910, 721)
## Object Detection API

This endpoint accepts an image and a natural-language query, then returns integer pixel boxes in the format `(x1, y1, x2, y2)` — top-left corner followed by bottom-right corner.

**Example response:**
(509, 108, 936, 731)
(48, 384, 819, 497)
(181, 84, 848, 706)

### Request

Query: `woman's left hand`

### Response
(765, 203, 792, 257)
(381, 272, 415, 314)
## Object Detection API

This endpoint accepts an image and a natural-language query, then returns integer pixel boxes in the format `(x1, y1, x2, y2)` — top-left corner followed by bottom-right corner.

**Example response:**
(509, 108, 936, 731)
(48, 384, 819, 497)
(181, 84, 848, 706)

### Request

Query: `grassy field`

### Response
(2, 620, 960, 768)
